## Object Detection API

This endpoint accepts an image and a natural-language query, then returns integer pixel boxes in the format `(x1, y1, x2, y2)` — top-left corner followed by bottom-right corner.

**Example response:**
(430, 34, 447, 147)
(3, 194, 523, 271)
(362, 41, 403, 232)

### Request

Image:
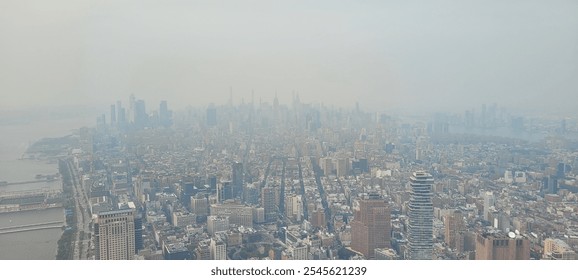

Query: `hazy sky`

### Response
(1, 0, 577, 115)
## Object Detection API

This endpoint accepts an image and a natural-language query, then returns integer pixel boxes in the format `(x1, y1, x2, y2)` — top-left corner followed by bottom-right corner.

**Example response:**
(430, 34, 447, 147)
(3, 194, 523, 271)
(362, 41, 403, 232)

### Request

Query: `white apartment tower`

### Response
(407, 171, 434, 260)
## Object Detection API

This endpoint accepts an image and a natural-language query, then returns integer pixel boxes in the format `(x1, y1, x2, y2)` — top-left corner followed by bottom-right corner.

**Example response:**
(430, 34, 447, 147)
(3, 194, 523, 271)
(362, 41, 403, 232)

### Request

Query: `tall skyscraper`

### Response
(118, 107, 126, 127)
(95, 209, 136, 260)
(351, 193, 391, 259)
(542, 175, 559, 195)
(483, 191, 495, 222)
(134, 99, 147, 129)
(134, 213, 143, 253)
(444, 209, 465, 253)
(128, 94, 136, 123)
(116, 100, 122, 123)
(232, 162, 243, 199)
(262, 186, 277, 222)
(207, 105, 217, 126)
(110, 104, 116, 126)
(407, 171, 434, 260)
(159, 100, 172, 127)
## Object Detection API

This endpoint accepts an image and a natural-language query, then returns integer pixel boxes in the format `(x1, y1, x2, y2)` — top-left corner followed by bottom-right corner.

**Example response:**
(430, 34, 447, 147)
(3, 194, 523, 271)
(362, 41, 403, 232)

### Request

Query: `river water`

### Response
(0, 115, 93, 260)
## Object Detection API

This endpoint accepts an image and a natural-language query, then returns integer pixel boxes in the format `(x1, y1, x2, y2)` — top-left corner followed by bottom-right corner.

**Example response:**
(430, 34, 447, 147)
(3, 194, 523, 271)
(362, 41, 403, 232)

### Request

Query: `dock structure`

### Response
(0, 188, 62, 200)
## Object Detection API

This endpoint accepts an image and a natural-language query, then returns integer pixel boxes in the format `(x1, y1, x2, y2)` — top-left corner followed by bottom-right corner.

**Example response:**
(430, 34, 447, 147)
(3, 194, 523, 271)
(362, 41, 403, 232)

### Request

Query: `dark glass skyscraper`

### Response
(407, 171, 434, 260)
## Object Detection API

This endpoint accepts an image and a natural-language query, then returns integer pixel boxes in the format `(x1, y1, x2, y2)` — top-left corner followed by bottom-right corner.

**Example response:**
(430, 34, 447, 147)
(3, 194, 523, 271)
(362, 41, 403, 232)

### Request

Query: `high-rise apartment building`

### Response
(95, 209, 136, 260)
(262, 186, 277, 222)
(444, 209, 465, 253)
(407, 171, 434, 260)
(217, 181, 233, 203)
(350, 193, 391, 259)
(483, 191, 495, 221)
(285, 193, 303, 222)
(543, 238, 577, 260)
(210, 237, 227, 260)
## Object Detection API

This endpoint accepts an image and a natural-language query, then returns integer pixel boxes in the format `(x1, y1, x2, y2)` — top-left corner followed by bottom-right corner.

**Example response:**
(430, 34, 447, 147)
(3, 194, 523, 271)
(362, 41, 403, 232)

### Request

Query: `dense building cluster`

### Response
(71, 96, 578, 260)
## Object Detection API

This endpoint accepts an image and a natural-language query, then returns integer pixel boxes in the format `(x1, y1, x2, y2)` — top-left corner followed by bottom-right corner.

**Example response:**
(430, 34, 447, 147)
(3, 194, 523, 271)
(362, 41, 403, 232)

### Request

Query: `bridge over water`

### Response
(0, 221, 64, 235)
(0, 189, 62, 200)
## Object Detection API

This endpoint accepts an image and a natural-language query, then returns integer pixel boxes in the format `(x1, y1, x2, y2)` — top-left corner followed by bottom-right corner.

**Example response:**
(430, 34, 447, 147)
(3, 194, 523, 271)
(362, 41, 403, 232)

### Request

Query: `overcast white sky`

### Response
(1, 0, 577, 115)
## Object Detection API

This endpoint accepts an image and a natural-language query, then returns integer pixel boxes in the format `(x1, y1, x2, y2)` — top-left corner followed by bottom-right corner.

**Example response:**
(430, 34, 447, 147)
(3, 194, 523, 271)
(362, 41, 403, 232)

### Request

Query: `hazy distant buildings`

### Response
(159, 100, 172, 127)
(134, 99, 147, 129)
(542, 175, 559, 195)
(511, 116, 525, 131)
(110, 104, 116, 126)
(407, 171, 434, 260)
(232, 162, 243, 199)
(207, 105, 217, 126)
(85, 95, 578, 262)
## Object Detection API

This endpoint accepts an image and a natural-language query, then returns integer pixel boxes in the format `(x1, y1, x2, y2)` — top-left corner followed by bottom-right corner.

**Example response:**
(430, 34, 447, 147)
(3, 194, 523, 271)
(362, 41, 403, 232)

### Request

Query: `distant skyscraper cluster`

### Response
(102, 95, 173, 130)
(80, 97, 572, 261)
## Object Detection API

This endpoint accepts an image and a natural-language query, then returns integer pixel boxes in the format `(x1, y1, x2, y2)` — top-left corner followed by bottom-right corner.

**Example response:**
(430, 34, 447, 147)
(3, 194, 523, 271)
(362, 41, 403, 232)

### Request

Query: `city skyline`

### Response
(2, 90, 578, 261)
(2, 0, 578, 266)
(1, 1, 577, 116)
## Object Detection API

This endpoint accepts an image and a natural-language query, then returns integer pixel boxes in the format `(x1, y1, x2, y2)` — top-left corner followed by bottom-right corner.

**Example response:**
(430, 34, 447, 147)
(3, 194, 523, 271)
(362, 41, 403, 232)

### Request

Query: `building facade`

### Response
(95, 209, 136, 260)
(475, 231, 530, 260)
(350, 193, 391, 259)
(445, 209, 465, 253)
(407, 171, 434, 260)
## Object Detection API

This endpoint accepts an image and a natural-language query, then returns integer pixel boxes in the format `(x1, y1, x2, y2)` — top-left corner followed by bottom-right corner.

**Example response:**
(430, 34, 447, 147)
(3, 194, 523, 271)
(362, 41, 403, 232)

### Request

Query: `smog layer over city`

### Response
(1, 1, 577, 261)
